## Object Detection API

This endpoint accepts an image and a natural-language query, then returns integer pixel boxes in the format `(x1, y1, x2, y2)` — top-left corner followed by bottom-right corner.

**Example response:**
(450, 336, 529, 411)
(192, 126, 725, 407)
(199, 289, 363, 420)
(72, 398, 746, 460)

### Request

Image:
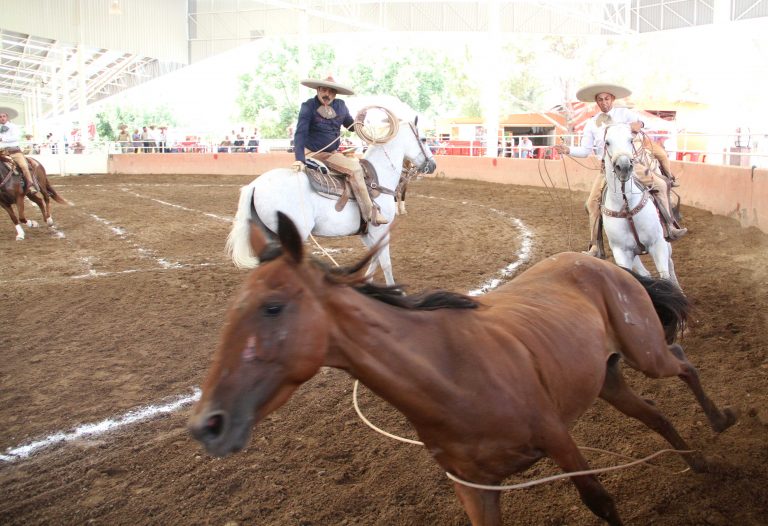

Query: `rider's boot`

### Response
(349, 171, 388, 225)
(582, 203, 605, 259)
(654, 188, 687, 241)
(25, 176, 39, 196)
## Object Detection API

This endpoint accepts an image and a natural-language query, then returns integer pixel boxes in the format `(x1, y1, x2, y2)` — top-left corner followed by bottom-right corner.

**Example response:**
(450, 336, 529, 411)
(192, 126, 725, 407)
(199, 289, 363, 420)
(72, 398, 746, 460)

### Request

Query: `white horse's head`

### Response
(399, 117, 437, 175)
(604, 124, 635, 183)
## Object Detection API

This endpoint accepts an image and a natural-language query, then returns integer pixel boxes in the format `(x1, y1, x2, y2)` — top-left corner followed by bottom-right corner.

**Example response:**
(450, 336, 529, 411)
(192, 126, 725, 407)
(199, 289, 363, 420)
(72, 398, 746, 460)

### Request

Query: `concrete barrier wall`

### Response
(49, 152, 767, 235)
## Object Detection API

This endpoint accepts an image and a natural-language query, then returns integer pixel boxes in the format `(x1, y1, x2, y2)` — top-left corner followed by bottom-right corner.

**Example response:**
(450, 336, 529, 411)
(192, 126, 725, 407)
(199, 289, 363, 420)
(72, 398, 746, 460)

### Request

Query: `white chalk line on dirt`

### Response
(2, 192, 529, 463)
(87, 212, 185, 270)
(119, 188, 233, 222)
(411, 194, 533, 295)
(0, 390, 202, 463)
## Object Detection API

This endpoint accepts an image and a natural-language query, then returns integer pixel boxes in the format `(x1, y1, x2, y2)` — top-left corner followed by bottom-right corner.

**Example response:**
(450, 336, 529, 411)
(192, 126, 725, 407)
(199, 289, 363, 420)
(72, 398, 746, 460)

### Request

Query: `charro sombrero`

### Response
(0, 107, 20, 119)
(576, 83, 631, 102)
(300, 76, 355, 96)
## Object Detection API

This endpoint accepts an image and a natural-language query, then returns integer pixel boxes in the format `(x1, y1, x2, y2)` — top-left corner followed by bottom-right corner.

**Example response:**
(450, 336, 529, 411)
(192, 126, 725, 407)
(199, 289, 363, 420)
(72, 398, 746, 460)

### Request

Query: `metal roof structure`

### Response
(0, 28, 183, 119)
(0, 0, 766, 129)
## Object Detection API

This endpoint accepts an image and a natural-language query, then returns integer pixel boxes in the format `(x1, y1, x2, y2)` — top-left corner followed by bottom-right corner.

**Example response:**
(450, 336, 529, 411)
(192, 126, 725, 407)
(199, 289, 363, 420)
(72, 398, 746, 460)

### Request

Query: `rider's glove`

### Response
(292, 160, 305, 172)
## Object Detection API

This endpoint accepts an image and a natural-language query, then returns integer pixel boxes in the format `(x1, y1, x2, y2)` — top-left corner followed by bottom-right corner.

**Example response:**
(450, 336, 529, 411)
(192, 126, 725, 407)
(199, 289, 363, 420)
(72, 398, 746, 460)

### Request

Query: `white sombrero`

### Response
(300, 76, 355, 96)
(0, 107, 20, 119)
(576, 83, 631, 102)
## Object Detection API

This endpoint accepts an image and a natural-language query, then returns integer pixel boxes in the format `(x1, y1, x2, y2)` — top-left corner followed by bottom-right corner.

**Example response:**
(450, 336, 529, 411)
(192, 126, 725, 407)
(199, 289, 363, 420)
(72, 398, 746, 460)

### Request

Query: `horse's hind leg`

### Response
(668, 344, 736, 432)
(599, 354, 708, 472)
(544, 425, 623, 525)
(452, 483, 501, 526)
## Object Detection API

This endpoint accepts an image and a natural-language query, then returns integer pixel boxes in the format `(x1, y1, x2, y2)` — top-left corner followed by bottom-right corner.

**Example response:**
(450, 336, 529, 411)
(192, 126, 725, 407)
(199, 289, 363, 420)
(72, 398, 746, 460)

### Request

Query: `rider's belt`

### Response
(0, 147, 21, 155)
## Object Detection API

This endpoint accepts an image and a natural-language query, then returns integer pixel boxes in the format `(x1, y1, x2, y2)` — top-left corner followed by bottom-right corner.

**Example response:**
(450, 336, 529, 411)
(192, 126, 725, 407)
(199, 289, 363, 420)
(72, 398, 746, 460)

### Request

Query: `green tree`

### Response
(93, 104, 176, 140)
(236, 40, 339, 138)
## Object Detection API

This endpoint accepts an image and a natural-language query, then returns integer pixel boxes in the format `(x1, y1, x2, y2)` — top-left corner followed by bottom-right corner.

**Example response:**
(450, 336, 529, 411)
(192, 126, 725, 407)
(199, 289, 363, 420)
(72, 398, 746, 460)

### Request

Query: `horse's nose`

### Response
(423, 159, 437, 174)
(188, 409, 229, 446)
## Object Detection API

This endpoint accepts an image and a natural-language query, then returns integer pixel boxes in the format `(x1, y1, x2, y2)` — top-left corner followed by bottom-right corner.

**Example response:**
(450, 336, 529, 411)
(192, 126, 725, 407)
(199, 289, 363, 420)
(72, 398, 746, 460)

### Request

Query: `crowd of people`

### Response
(218, 127, 260, 153)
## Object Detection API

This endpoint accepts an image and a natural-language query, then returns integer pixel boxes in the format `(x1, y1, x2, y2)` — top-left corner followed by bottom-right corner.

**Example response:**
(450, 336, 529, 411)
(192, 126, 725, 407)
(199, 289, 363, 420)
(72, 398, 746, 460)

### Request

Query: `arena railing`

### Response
(19, 133, 768, 169)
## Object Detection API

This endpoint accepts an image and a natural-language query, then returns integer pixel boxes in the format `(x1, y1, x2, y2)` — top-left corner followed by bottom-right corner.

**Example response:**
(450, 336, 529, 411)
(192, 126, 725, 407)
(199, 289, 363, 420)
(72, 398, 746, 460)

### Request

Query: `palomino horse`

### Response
(601, 124, 680, 287)
(226, 117, 436, 285)
(0, 155, 68, 240)
(190, 212, 736, 526)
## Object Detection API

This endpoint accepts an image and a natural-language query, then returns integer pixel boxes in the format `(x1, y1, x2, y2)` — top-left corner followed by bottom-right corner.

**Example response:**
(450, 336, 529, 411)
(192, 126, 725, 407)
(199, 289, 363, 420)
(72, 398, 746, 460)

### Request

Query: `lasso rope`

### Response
(353, 379, 693, 490)
(353, 106, 400, 145)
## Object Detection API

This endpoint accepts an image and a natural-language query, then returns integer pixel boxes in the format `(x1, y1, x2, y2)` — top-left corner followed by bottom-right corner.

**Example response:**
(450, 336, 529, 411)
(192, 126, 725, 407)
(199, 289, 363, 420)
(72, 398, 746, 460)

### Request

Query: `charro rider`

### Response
(0, 109, 40, 196)
(555, 82, 686, 257)
(292, 75, 388, 225)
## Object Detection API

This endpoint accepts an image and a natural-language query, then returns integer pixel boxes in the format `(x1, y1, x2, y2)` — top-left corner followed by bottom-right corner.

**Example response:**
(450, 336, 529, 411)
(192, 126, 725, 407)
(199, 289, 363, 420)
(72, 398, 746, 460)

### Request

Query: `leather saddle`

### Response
(304, 158, 385, 213)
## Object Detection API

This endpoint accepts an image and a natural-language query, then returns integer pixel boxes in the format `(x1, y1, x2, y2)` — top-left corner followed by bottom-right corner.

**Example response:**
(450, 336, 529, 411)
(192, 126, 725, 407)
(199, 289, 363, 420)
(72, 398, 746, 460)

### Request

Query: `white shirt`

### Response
(569, 107, 641, 158)
(519, 138, 533, 151)
(0, 121, 22, 147)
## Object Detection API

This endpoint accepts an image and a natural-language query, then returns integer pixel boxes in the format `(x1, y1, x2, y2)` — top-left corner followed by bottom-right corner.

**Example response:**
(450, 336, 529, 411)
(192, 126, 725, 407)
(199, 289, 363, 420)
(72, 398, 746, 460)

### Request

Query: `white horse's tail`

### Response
(226, 184, 261, 269)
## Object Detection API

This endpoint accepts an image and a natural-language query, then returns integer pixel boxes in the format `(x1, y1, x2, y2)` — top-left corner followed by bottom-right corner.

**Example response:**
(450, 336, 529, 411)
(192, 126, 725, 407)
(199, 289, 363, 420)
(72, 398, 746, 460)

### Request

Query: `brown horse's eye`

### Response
(263, 303, 284, 317)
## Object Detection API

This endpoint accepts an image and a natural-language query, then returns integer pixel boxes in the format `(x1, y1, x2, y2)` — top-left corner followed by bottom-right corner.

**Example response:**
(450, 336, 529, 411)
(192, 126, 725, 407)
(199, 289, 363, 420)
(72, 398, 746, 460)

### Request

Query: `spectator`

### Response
(148, 124, 160, 153)
(158, 125, 168, 153)
(117, 126, 131, 153)
(519, 136, 534, 159)
(246, 128, 260, 153)
(233, 128, 245, 152)
(218, 136, 233, 153)
(132, 129, 142, 153)
(287, 125, 295, 153)
(140, 126, 151, 153)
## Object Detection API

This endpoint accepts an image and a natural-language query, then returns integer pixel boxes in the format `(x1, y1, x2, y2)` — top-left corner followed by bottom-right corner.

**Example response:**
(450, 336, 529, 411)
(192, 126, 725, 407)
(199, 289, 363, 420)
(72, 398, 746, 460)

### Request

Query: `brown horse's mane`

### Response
(258, 242, 480, 311)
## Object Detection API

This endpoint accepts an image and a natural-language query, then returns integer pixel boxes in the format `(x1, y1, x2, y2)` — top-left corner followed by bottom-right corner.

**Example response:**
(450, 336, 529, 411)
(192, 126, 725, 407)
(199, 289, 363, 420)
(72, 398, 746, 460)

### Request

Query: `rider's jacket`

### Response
(569, 107, 641, 158)
(293, 96, 354, 163)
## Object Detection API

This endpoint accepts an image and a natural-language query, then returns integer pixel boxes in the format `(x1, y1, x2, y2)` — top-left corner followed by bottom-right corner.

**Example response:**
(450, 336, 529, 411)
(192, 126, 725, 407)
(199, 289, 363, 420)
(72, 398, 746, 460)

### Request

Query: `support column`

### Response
(482, 0, 501, 158)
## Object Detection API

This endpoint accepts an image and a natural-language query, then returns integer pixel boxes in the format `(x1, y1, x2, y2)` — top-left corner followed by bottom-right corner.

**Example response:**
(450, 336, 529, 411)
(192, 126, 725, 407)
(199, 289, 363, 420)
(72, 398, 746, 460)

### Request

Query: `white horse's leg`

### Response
(15, 223, 25, 240)
(610, 248, 636, 273)
(376, 244, 395, 286)
(666, 246, 680, 289)
(631, 255, 651, 277)
(647, 241, 672, 281)
(46, 216, 54, 226)
(361, 230, 394, 285)
(397, 200, 407, 215)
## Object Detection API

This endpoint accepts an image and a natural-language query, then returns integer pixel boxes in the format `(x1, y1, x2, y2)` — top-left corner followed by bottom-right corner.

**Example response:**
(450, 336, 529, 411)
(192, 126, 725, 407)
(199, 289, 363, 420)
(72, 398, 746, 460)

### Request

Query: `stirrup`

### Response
(581, 245, 600, 258)
(371, 212, 389, 226)
(666, 226, 688, 241)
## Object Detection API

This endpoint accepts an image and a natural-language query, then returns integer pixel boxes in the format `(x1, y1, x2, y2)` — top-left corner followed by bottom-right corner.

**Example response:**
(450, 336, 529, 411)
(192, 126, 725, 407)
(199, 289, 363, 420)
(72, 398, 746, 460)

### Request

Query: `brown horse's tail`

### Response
(29, 158, 72, 205)
(625, 269, 691, 343)
(44, 182, 71, 205)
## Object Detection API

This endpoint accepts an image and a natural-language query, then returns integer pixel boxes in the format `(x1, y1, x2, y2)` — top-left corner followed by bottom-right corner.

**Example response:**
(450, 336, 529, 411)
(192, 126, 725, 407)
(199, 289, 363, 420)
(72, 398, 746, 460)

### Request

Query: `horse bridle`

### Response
(407, 121, 436, 173)
(601, 124, 649, 253)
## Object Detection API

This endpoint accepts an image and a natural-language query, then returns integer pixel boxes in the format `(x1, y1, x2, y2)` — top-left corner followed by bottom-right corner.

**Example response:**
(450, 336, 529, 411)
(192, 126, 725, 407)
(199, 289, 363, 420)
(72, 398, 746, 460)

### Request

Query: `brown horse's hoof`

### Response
(712, 407, 737, 433)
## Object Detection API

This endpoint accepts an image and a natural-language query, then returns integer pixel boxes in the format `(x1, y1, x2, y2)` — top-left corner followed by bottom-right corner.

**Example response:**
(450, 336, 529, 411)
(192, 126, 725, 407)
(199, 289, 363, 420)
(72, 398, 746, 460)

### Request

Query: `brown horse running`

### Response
(189, 212, 736, 526)
(0, 155, 68, 240)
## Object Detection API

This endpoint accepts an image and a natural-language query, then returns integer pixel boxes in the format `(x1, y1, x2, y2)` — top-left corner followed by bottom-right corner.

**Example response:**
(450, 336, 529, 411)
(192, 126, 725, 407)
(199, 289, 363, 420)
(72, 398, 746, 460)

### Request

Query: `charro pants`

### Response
(307, 149, 375, 221)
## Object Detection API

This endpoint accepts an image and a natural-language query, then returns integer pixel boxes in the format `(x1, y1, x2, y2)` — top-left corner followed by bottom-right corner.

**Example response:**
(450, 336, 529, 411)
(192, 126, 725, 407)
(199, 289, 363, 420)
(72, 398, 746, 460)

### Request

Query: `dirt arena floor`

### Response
(1, 172, 767, 525)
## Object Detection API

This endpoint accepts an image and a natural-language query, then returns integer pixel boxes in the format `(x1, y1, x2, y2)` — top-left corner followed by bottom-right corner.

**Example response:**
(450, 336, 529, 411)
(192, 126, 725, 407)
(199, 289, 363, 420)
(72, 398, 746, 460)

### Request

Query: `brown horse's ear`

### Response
(276, 212, 303, 264)
(248, 219, 269, 257)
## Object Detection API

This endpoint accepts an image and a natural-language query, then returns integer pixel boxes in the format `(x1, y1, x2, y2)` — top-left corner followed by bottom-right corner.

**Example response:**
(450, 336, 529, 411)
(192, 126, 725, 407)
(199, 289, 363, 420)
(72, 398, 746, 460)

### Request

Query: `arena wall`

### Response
(52, 153, 768, 235)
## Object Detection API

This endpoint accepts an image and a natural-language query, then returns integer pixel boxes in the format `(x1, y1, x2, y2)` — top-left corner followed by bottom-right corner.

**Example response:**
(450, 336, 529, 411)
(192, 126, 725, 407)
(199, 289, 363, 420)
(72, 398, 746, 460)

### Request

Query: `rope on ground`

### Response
(353, 379, 694, 491)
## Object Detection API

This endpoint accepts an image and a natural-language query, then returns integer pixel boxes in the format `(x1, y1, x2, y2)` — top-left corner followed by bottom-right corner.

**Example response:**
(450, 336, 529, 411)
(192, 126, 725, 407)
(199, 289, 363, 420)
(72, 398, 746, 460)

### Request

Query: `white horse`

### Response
(601, 124, 680, 287)
(227, 119, 436, 285)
